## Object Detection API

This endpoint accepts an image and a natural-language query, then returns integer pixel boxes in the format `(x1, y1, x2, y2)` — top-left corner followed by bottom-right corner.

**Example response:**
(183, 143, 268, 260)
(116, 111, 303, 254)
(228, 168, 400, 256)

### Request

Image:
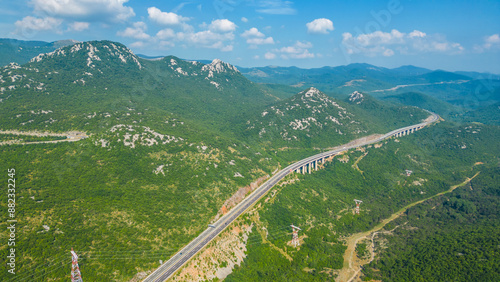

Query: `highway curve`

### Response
(143, 112, 439, 282)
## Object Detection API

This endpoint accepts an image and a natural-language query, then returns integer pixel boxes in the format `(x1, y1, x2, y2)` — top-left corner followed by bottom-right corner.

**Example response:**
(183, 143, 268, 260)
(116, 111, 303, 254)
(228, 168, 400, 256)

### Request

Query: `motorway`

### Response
(143, 112, 439, 282)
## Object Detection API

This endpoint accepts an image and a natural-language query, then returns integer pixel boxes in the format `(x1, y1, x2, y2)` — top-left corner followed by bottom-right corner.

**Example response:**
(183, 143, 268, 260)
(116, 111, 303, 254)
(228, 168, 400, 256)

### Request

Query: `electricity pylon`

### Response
(354, 199, 363, 214)
(290, 224, 301, 247)
(71, 248, 83, 282)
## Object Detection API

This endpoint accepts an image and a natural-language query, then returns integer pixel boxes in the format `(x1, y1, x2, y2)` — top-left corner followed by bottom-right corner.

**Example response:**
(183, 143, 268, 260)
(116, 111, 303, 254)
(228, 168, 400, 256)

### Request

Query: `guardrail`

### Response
(143, 111, 439, 281)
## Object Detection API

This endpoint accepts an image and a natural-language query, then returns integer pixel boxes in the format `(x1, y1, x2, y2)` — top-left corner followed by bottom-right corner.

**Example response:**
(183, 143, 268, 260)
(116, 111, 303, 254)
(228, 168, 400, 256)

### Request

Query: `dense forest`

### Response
(226, 121, 499, 281)
(0, 40, 498, 281)
(362, 166, 500, 281)
(0, 131, 280, 281)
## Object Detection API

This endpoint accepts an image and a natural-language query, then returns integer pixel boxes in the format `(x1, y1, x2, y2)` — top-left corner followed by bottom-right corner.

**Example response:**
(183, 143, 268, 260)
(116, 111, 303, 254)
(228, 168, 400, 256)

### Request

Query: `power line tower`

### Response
(71, 248, 83, 282)
(290, 224, 301, 247)
(354, 199, 363, 215)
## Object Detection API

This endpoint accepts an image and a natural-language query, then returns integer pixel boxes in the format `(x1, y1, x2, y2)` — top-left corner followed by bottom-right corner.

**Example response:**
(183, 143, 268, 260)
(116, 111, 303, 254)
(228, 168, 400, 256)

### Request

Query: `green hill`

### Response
(0, 40, 284, 281)
(241, 88, 428, 149)
(461, 102, 500, 125)
(381, 91, 461, 118)
(1, 39, 493, 282)
(226, 121, 500, 282)
(0, 40, 277, 135)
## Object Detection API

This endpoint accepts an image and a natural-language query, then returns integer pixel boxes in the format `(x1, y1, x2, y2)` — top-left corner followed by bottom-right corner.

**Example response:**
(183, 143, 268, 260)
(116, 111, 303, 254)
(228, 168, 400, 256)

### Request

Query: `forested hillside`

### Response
(226, 121, 499, 281)
(362, 166, 499, 281)
(0, 40, 436, 281)
(241, 88, 427, 149)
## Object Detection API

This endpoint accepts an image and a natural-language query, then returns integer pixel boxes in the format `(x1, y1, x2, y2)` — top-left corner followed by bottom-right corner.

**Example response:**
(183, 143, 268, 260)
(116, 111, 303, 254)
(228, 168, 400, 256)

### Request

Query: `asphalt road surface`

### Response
(144, 112, 439, 282)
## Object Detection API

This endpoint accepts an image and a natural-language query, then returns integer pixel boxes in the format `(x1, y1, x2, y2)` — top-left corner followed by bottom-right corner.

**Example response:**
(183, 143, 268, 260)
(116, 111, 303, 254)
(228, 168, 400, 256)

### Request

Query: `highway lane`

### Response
(143, 112, 439, 282)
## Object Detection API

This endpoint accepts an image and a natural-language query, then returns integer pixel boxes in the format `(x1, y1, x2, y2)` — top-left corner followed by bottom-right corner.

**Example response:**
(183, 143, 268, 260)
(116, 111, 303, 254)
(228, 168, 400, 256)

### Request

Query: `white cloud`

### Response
(383, 48, 394, 56)
(306, 18, 334, 34)
(342, 29, 464, 56)
(67, 21, 90, 32)
(156, 28, 175, 40)
(264, 52, 276, 59)
(117, 21, 150, 40)
(475, 34, 500, 52)
(355, 29, 405, 46)
(294, 41, 313, 49)
(486, 34, 500, 44)
(148, 7, 189, 25)
(15, 16, 62, 34)
(147, 17, 236, 51)
(274, 41, 315, 59)
(411, 36, 464, 53)
(241, 27, 274, 46)
(130, 41, 145, 48)
(173, 29, 235, 51)
(256, 0, 296, 15)
(247, 37, 275, 45)
(209, 19, 236, 32)
(242, 27, 265, 38)
(409, 30, 426, 38)
(241, 17, 248, 23)
(184, 30, 234, 45)
(31, 0, 135, 22)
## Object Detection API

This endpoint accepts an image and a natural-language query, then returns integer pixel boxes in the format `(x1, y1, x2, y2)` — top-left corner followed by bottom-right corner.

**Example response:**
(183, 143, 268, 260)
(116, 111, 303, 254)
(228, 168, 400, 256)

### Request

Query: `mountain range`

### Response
(0, 40, 430, 142)
(2, 37, 499, 117)
(0, 38, 498, 281)
(239, 64, 500, 110)
(0, 38, 79, 66)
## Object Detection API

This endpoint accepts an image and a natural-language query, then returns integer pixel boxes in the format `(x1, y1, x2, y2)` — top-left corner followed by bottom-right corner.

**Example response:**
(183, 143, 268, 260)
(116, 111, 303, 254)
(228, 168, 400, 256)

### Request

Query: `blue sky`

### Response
(1, 0, 499, 73)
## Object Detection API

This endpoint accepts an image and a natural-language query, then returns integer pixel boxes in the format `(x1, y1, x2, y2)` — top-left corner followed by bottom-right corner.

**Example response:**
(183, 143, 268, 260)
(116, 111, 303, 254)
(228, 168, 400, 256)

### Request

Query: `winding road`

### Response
(143, 112, 439, 282)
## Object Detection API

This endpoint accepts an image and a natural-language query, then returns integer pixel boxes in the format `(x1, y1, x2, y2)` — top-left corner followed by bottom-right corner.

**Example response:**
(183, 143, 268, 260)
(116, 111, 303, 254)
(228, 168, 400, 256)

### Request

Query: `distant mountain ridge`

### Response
(238, 63, 500, 110)
(0, 38, 497, 282)
(0, 38, 79, 66)
(0, 39, 430, 147)
(238, 63, 500, 86)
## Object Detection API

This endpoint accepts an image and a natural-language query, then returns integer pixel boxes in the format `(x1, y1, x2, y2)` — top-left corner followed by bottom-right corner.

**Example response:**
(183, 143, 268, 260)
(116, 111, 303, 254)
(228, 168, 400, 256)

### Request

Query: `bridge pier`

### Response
(393, 125, 426, 138)
(292, 124, 429, 174)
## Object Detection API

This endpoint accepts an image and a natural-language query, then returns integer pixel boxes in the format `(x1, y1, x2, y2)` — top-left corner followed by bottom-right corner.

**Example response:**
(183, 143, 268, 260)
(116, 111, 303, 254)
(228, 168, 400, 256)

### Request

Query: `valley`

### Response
(145, 111, 438, 281)
(0, 39, 498, 282)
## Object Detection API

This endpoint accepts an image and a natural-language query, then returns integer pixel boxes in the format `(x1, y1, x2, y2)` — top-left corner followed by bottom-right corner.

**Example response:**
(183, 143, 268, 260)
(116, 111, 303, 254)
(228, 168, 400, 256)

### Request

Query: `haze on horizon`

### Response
(0, 0, 499, 73)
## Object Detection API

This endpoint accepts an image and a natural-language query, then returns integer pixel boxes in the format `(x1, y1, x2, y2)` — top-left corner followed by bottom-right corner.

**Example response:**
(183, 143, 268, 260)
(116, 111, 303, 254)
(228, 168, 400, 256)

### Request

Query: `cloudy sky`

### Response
(1, 0, 499, 73)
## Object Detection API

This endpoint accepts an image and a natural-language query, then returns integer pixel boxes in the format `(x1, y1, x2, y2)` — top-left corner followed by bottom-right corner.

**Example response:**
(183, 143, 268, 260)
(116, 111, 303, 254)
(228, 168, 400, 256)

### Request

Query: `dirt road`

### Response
(0, 130, 88, 145)
(336, 172, 480, 282)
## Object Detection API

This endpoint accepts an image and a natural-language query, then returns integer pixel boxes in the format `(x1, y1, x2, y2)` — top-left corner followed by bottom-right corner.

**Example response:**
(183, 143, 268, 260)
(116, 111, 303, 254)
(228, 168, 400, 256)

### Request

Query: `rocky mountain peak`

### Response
(294, 87, 331, 104)
(348, 91, 364, 104)
(302, 87, 324, 98)
(201, 59, 239, 76)
(29, 40, 142, 69)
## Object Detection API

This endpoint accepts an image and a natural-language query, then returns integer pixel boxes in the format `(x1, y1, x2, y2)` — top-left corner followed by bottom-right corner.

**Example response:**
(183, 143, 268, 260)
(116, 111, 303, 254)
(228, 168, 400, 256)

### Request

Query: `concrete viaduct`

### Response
(291, 115, 436, 175)
(143, 111, 439, 282)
